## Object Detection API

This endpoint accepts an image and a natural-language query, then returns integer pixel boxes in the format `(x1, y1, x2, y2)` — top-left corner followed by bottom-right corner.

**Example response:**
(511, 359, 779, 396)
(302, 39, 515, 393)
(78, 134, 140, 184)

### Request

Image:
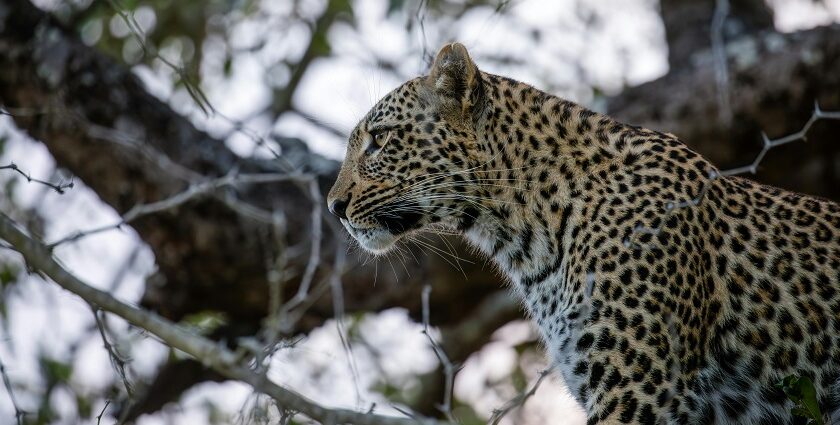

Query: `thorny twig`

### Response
(87, 118, 310, 227)
(47, 170, 314, 247)
(421, 285, 457, 420)
(625, 103, 840, 249)
(488, 368, 551, 425)
(0, 353, 25, 425)
(416, 0, 432, 67)
(623, 171, 717, 250)
(0, 163, 74, 194)
(95, 400, 111, 425)
(91, 306, 134, 398)
(720, 103, 840, 176)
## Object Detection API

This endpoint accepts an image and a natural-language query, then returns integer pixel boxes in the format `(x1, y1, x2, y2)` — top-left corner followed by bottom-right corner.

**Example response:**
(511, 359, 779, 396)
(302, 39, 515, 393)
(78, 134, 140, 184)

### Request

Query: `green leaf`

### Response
(0, 263, 19, 287)
(180, 310, 228, 335)
(777, 375, 824, 425)
(796, 377, 823, 424)
(40, 356, 73, 383)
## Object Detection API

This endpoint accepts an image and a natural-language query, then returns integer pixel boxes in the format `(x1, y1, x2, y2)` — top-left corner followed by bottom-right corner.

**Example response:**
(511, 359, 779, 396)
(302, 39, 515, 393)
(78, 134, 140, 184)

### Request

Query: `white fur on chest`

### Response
(467, 220, 585, 397)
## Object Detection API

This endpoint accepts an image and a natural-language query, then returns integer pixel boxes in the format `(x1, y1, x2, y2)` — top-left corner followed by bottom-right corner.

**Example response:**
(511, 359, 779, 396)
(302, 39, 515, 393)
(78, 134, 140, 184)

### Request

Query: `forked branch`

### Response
(0, 212, 450, 425)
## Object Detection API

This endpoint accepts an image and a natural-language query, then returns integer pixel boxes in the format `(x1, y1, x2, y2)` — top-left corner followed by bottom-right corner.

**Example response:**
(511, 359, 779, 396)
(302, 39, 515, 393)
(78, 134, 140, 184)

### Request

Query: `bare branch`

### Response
(82, 123, 201, 182)
(47, 170, 315, 247)
(421, 285, 457, 420)
(0, 353, 25, 425)
(719, 103, 840, 177)
(328, 245, 363, 407)
(625, 104, 840, 249)
(488, 368, 551, 425)
(91, 306, 134, 398)
(277, 180, 323, 313)
(0, 212, 451, 425)
(106, 0, 213, 115)
(95, 400, 111, 425)
(0, 163, 74, 194)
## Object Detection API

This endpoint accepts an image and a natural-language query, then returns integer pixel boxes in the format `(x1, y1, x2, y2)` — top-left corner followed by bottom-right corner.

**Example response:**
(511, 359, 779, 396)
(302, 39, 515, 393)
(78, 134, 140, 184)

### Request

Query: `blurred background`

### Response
(0, 0, 839, 423)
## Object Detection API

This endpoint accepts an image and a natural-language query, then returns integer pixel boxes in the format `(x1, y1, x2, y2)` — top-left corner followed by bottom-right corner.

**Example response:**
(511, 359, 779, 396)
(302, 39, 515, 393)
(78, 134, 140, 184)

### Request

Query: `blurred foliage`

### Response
(34, 355, 73, 424)
(180, 310, 229, 335)
(56, 0, 513, 88)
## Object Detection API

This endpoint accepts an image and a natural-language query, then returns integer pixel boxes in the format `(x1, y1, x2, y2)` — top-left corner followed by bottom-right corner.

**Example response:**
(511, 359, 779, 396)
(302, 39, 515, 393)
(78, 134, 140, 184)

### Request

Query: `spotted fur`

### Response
(327, 43, 840, 424)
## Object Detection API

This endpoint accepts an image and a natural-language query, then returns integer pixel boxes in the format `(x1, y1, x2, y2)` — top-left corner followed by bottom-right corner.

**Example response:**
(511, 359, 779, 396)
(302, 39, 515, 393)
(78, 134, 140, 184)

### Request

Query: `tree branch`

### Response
(0, 163, 74, 194)
(0, 353, 26, 425)
(609, 24, 840, 201)
(0, 211, 450, 425)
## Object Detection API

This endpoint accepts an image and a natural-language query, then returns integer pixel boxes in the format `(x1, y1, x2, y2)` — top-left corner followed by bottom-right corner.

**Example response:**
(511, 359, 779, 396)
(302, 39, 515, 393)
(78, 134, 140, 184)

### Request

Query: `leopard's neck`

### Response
(459, 74, 640, 315)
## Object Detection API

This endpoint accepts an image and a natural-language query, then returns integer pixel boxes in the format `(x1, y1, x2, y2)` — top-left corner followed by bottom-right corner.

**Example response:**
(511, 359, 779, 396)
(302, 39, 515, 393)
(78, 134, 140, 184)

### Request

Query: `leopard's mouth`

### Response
(343, 202, 424, 254)
(373, 206, 423, 235)
(342, 220, 400, 254)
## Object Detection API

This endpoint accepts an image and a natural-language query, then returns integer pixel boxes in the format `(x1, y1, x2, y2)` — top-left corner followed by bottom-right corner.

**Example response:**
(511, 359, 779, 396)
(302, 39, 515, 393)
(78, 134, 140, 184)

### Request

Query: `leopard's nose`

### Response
(329, 198, 349, 220)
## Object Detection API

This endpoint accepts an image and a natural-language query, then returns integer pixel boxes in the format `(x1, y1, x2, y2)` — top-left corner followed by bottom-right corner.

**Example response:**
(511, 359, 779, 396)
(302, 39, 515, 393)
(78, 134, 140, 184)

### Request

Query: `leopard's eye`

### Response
(365, 129, 391, 155)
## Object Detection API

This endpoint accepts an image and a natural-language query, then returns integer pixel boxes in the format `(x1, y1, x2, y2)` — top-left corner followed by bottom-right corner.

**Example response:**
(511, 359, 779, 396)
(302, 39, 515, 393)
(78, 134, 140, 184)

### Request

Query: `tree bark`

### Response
(659, 0, 774, 70)
(609, 24, 840, 201)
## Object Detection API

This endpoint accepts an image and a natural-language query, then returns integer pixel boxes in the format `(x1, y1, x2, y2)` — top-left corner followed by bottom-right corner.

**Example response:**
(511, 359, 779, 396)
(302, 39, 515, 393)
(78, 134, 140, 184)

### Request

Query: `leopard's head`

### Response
(327, 43, 488, 253)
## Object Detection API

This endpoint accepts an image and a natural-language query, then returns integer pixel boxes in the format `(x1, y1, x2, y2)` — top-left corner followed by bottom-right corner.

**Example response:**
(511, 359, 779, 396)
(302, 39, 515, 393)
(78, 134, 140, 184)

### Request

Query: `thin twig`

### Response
(84, 123, 200, 182)
(626, 103, 840, 249)
(106, 0, 214, 115)
(0, 353, 25, 425)
(720, 103, 840, 176)
(96, 400, 111, 425)
(624, 170, 717, 250)
(291, 108, 348, 140)
(261, 211, 289, 350)
(274, 179, 326, 333)
(47, 171, 314, 247)
(421, 285, 457, 420)
(0, 163, 74, 194)
(91, 306, 134, 398)
(488, 368, 551, 425)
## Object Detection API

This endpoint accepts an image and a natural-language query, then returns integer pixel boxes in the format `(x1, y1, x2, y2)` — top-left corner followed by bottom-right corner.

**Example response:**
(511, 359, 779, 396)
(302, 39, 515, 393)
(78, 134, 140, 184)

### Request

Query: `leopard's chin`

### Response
(343, 221, 401, 254)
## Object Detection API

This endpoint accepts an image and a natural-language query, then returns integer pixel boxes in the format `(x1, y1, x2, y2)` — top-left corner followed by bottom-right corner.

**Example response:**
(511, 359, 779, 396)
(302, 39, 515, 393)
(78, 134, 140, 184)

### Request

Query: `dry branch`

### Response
(0, 211, 451, 425)
(0, 163, 74, 194)
(0, 353, 25, 425)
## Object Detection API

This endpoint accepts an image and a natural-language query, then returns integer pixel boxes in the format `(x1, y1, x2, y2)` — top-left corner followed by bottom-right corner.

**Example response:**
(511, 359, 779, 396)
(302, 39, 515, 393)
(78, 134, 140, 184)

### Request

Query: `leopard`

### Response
(327, 43, 840, 424)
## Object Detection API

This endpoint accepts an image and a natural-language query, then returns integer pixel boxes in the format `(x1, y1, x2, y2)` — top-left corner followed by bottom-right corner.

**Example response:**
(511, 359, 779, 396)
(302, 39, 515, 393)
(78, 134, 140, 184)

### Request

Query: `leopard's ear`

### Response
(427, 43, 484, 122)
